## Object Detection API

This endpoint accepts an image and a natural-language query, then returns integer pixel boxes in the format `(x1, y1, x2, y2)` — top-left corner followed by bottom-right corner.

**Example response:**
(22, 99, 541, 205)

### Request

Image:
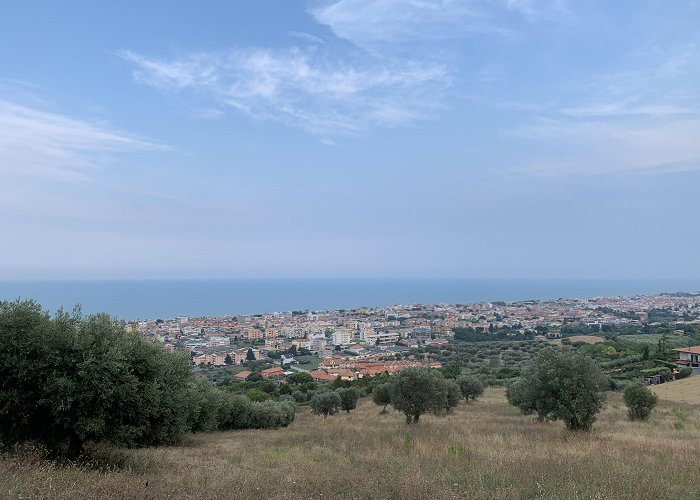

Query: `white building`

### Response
(332, 329, 353, 346)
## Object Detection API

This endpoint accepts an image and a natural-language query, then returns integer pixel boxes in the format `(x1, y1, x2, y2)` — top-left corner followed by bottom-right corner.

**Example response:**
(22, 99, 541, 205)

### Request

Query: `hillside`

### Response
(653, 375, 700, 405)
(2, 389, 699, 499)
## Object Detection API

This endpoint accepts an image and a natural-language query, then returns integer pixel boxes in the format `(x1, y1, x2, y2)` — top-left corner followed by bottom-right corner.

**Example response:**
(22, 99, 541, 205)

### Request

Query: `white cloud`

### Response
(310, 0, 566, 47)
(0, 100, 162, 181)
(311, 0, 500, 46)
(121, 48, 448, 135)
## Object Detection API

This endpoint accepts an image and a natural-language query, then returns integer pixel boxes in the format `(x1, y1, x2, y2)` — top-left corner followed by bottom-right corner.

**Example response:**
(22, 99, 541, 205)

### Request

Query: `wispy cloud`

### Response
(310, 0, 566, 47)
(0, 100, 162, 181)
(121, 48, 448, 135)
(510, 118, 700, 175)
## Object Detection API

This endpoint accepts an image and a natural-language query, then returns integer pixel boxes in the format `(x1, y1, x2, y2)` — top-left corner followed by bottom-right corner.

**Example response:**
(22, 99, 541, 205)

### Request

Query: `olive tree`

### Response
(388, 367, 448, 423)
(336, 387, 359, 413)
(457, 375, 485, 401)
(310, 392, 342, 418)
(0, 301, 195, 458)
(506, 348, 607, 431)
(372, 383, 392, 413)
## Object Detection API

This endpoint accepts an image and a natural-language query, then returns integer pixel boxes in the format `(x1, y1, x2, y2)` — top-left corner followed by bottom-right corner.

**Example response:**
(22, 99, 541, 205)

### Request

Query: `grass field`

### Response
(2, 389, 699, 499)
(653, 375, 700, 405)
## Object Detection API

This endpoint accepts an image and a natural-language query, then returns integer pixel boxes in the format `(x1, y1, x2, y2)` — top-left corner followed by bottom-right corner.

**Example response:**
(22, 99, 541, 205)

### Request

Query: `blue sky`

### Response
(1, 0, 699, 279)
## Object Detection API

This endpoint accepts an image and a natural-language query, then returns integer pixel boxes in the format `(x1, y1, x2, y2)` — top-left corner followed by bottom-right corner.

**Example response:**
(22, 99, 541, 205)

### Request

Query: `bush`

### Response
(0, 301, 195, 459)
(506, 348, 607, 431)
(678, 367, 693, 379)
(457, 375, 485, 401)
(310, 392, 342, 418)
(623, 384, 658, 421)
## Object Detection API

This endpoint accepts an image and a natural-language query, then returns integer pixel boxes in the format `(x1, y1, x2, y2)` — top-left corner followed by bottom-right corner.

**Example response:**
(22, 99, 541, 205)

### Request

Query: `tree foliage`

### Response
(457, 375, 485, 401)
(310, 392, 342, 418)
(372, 383, 392, 413)
(336, 387, 359, 413)
(388, 367, 449, 423)
(506, 348, 607, 431)
(0, 300, 295, 458)
(623, 384, 658, 421)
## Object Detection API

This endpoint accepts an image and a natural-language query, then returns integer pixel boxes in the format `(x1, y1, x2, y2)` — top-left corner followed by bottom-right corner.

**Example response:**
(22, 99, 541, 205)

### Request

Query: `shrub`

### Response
(0, 301, 196, 459)
(623, 384, 658, 421)
(678, 367, 693, 379)
(457, 375, 485, 401)
(310, 392, 342, 418)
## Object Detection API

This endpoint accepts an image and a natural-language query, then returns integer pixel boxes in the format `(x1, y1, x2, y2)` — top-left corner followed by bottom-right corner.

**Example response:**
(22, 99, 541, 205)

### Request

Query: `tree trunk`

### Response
(66, 434, 83, 460)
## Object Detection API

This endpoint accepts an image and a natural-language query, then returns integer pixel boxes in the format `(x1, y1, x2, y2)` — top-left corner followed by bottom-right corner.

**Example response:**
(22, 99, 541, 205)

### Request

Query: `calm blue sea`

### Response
(0, 279, 698, 321)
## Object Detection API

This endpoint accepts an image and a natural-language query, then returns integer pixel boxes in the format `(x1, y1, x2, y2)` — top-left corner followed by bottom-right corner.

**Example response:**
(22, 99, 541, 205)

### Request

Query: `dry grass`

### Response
(653, 375, 700, 405)
(2, 389, 699, 499)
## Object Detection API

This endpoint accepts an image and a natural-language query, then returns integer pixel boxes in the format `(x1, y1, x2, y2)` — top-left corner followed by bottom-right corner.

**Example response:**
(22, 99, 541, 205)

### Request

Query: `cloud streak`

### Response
(0, 100, 162, 181)
(121, 48, 448, 135)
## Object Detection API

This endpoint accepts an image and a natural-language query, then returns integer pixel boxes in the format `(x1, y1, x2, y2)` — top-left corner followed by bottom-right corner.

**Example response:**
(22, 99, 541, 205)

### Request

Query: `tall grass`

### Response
(2, 389, 699, 499)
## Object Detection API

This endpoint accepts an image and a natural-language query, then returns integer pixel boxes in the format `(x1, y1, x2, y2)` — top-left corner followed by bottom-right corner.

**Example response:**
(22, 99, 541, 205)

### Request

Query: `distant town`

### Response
(132, 292, 700, 381)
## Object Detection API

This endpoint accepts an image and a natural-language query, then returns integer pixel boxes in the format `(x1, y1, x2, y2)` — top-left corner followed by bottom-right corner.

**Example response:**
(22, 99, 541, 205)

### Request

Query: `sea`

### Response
(0, 278, 698, 321)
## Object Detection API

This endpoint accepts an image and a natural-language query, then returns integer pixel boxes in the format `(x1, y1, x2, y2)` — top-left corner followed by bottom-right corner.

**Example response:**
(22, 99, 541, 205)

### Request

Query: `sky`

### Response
(1, 0, 700, 280)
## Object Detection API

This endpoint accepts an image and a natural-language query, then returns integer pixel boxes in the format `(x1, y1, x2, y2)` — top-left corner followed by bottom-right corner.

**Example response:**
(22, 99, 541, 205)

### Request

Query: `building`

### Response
(362, 330, 400, 345)
(674, 345, 700, 374)
(332, 329, 353, 346)
(260, 367, 285, 379)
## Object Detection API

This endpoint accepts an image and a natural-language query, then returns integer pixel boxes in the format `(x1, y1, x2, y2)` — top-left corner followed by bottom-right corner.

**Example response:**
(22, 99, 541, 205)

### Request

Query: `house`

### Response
(260, 366, 285, 379)
(234, 370, 252, 382)
(309, 370, 337, 381)
(674, 345, 700, 374)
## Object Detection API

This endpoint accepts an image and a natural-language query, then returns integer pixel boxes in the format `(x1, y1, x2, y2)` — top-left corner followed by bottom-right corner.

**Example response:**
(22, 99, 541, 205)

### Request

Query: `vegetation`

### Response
(457, 375, 485, 401)
(372, 383, 392, 413)
(623, 384, 658, 421)
(2, 390, 699, 499)
(506, 349, 608, 431)
(388, 367, 449, 423)
(336, 387, 359, 413)
(310, 392, 342, 418)
(0, 300, 294, 459)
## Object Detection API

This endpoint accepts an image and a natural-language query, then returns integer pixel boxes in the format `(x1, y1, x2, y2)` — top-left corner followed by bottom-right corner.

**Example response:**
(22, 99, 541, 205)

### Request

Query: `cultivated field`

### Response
(2, 389, 699, 499)
(653, 375, 700, 405)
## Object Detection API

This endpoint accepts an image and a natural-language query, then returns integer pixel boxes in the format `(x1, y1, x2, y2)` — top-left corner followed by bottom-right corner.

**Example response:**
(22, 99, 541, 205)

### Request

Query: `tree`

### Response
(441, 362, 462, 379)
(445, 379, 462, 413)
(286, 371, 314, 385)
(457, 375, 484, 401)
(623, 384, 658, 421)
(0, 301, 195, 458)
(310, 392, 342, 418)
(224, 354, 233, 365)
(506, 348, 607, 431)
(245, 389, 270, 402)
(246, 348, 256, 361)
(289, 344, 297, 356)
(372, 383, 392, 413)
(388, 367, 448, 423)
(337, 387, 359, 413)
